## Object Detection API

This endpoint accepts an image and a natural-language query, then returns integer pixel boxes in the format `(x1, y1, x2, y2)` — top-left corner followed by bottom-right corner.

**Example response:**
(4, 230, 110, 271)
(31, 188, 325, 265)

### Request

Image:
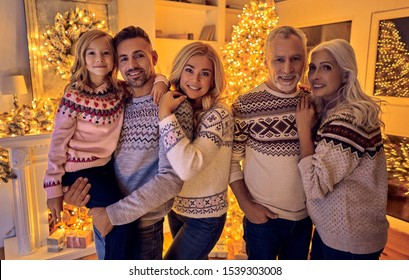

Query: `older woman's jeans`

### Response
(164, 210, 226, 260)
(310, 229, 383, 260)
(243, 216, 312, 260)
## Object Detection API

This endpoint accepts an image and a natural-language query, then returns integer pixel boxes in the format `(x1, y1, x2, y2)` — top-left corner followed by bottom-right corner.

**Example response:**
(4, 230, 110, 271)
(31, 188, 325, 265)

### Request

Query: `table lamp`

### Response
(1, 75, 28, 109)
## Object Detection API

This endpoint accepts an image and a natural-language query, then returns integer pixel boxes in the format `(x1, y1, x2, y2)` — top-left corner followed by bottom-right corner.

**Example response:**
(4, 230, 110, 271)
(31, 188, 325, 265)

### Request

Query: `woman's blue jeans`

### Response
(243, 216, 312, 260)
(164, 210, 226, 260)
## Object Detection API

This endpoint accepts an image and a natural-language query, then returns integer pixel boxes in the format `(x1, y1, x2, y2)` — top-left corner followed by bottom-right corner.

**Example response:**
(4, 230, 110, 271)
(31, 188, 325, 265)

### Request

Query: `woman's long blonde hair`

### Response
(169, 42, 226, 129)
(64, 29, 119, 93)
(310, 39, 383, 129)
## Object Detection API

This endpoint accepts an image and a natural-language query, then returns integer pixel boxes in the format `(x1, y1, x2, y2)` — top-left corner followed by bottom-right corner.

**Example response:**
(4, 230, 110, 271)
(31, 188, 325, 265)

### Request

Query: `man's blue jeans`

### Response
(127, 218, 164, 260)
(164, 210, 226, 260)
(243, 216, 312, 260)
(94, 219, 164, 260)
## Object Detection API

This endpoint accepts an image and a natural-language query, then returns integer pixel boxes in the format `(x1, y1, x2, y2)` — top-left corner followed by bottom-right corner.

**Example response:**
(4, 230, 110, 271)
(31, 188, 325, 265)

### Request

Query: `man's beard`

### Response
(272, 74, 300, 93)
(127, 73, 148, 88)
(124, 68, 150, 88)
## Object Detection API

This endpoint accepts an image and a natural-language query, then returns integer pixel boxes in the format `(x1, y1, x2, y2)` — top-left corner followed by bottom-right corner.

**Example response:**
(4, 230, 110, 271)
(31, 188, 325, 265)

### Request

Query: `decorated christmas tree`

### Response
(216, 1, 279, 258)
(375, 20, 409, 98)
(221, 0, 279, 105)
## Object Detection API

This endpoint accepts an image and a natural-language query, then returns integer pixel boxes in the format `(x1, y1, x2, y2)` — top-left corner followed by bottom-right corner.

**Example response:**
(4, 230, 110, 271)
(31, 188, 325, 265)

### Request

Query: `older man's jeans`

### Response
(243, 216, 312, 260)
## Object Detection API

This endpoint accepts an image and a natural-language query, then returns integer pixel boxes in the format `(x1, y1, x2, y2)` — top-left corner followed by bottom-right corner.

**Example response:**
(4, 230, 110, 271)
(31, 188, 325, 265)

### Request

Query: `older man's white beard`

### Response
(273, 75, 300, 93)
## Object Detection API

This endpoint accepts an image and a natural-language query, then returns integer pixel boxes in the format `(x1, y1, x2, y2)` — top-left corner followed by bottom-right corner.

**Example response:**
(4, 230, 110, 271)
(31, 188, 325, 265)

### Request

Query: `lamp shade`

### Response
(1, 75, 28, 95)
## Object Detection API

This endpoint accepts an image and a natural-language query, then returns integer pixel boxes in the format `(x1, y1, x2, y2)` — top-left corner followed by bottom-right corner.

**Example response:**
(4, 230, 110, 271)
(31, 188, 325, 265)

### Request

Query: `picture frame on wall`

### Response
(366, 7, 409, 137)
(366, 7, 409, 105)
(24, 0, 118, 99)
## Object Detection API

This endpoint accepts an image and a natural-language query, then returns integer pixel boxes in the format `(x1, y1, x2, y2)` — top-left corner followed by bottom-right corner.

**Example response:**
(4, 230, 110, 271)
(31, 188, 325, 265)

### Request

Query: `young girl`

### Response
(43, 29, 168, 259)
(158, 42, 234, 259)
(295, 39, 389, 260)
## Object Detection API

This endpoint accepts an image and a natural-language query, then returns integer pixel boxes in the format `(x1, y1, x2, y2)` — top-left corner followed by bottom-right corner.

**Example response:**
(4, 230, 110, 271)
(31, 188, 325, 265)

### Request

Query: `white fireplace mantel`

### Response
(0, 133, 95, 259)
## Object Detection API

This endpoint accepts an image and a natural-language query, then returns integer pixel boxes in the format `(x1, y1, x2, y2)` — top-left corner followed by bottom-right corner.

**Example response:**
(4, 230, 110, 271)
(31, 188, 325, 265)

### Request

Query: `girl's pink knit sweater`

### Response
(43, 82, 124, 199)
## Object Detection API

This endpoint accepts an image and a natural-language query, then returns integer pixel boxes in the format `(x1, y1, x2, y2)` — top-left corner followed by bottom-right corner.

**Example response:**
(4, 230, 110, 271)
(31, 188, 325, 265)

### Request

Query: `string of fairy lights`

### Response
(221, 0, 278, 105)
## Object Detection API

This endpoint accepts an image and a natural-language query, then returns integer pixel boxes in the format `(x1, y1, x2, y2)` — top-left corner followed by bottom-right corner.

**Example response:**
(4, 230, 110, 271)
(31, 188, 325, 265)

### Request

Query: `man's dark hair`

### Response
(113, 26, 152, 49)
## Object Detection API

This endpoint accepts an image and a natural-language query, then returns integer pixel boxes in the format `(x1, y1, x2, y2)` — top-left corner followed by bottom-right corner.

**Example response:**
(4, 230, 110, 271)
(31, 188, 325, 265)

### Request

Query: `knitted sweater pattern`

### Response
(230, 82, 310, 221)
(106, 95, 193, 226)
(298, 107, 389, 254)
(43, 83, 124, 198)
(160, 103, 234, 218)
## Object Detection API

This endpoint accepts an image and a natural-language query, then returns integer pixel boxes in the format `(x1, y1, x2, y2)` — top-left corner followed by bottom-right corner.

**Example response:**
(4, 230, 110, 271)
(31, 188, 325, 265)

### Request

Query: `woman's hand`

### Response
(158, 91, 187, 120)
(296, 95, 316, 136)
(296, 96, 316, 159)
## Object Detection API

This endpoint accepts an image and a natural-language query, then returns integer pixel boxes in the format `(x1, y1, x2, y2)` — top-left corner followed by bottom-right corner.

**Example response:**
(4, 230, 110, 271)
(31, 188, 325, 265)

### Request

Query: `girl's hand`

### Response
(47, 196, 64, 224)
(151, 80, 169, 105)
(158, 91, 187, 120)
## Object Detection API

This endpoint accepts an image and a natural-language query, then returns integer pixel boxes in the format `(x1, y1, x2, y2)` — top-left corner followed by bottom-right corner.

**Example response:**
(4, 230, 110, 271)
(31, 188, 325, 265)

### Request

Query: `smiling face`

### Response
(117, 37, 157, 95)
(85, 36, 114, 87)
(179, 54, 214, 101)
(308, 49, 345, 102)
(264, 34, 306, 94)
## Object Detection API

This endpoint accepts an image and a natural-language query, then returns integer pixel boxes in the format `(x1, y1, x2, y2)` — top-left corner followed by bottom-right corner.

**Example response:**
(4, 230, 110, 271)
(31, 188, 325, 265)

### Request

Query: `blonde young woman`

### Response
(158, 42, 234, 259)
(296, 39, 389, 260)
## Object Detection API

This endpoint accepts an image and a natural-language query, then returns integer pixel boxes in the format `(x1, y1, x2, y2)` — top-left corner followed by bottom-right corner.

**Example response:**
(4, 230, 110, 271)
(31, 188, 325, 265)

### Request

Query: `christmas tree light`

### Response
(216, 1, 279, 257)
(375, 20, 409, 98)
(221, 0, 279, 105)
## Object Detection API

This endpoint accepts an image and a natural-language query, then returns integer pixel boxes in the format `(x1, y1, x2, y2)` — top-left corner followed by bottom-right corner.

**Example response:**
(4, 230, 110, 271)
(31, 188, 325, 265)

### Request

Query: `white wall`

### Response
(0, 0, 31, 112)
(275, 0, 409, 137)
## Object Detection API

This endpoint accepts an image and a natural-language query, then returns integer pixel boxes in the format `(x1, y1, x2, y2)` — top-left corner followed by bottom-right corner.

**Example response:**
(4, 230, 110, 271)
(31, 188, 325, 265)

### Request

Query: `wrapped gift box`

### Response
(209, 239, 228, 259)
(66, 230, 93, 248)
(47, 228, 66, 252)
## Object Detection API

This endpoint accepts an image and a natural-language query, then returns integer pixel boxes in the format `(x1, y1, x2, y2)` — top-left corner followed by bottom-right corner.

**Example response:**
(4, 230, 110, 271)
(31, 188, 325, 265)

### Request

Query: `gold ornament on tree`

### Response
(42, 7, 108, 79)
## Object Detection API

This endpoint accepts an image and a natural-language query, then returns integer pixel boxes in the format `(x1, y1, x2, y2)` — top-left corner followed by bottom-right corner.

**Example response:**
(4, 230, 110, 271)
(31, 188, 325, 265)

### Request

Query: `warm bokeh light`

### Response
(221, 0, 278, 105)
(375, 20, 409, 97)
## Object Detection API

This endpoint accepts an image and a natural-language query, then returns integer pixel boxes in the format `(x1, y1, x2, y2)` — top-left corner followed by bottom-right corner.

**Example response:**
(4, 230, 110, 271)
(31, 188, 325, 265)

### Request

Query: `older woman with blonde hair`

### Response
(296, 39, 389, 260)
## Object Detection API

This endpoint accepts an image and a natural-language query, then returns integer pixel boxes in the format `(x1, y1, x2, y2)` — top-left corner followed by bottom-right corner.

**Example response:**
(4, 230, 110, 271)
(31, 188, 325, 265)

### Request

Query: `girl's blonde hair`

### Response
(169, 42, 226, 129)
(64, 29, 119, 93)
(310, 39, 383, 129)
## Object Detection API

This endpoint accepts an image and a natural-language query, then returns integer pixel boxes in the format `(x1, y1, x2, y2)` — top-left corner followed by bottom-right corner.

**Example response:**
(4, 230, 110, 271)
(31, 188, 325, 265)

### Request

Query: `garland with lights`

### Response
(43, 7, 107, 79)
(0, 98, 56, 182)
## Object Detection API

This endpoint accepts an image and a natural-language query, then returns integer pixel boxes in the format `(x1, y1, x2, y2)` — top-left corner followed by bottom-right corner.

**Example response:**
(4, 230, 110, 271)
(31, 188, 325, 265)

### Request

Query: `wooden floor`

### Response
(78, 227, 409, 260)
(380, 227, 409, 260)
(77, 232, 237, 260)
